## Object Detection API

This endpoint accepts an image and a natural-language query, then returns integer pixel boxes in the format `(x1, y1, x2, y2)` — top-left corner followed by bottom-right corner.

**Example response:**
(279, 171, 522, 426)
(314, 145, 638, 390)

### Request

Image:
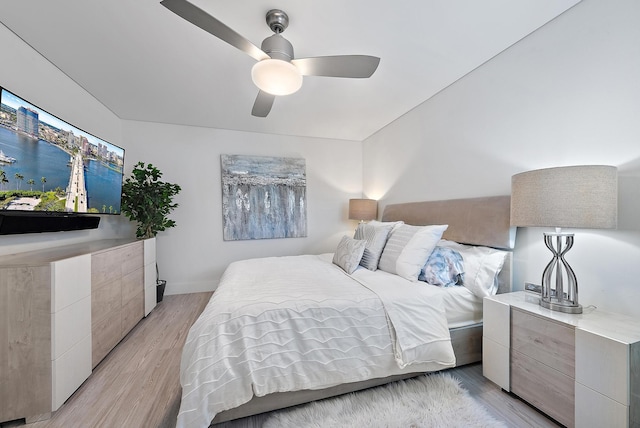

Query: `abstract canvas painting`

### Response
(221, 154, 307, 240)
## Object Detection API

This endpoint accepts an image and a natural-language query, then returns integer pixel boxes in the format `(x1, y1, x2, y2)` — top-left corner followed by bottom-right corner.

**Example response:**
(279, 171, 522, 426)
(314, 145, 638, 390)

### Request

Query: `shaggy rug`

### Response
(261, 373, 507, 428)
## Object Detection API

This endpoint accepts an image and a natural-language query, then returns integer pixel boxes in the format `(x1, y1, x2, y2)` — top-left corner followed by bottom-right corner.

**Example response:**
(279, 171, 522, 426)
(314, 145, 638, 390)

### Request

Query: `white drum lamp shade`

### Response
(511, 165, 617, 230)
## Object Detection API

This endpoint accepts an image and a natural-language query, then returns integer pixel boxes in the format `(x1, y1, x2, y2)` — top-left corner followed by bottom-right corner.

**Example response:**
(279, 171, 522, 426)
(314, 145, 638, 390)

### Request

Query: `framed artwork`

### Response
(221, 154, 307, 240)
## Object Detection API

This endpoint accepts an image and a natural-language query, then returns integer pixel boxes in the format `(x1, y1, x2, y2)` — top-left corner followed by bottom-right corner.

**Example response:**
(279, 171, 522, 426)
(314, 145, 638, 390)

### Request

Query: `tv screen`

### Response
(0, 87, 124, 215)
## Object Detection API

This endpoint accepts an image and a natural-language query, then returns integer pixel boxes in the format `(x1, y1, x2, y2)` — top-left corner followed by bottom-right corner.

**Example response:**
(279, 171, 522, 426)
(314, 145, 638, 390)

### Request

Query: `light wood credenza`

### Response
(0, 238, 156, 424)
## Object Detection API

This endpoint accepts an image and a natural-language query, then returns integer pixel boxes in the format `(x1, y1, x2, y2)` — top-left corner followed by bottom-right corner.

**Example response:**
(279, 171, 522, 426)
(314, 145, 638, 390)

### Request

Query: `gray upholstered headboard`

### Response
(381, 195, 515, 250)
(381, 195, 516, 293)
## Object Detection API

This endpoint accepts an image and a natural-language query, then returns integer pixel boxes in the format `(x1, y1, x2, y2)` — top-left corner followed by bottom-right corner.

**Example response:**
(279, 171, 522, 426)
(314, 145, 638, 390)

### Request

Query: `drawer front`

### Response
(120, 241, 143, 276)
(511, 308, 575, 378)
(483, 336, 510, 391)
(91, 250, 122, 290)
(483, 297, 510, 346)
(143, 238, 156, 266)
(52, 295, 91, 360)
(576, 328, 629, 406)
(0, 265, 52, 420)
(91, 277, 122, 327)
(52, 334, 91, 410)
(144, 261, 157, 316)
(122, 267, 143, 303)
(52, 255, 91, 312)
(575, 382, 628, 428)
(92, 307, 122, 368)
(121, 291, 144, 338)
(512, 349, 575, 427)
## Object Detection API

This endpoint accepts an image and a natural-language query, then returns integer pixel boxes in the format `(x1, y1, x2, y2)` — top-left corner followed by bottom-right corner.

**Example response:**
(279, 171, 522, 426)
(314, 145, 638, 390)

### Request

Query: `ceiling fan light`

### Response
(251, 59, 302, 96)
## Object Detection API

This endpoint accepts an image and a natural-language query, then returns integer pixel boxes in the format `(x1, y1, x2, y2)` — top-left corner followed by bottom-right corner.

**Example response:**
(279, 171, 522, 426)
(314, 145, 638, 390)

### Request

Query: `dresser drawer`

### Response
(120, 241, 143, 276)
(91, 250, 122, 289)
(511, 307, 575, 378)
(511, 349, 575, 427)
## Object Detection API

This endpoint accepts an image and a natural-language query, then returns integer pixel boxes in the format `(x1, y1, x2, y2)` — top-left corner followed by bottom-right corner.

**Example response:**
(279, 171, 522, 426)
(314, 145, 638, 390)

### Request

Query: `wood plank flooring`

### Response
(1, 292, 560, 428)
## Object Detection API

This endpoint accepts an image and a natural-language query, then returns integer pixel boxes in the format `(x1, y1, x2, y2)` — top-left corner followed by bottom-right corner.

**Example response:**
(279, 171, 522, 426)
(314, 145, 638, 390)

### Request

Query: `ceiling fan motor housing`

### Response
(261, 34, 294, 61)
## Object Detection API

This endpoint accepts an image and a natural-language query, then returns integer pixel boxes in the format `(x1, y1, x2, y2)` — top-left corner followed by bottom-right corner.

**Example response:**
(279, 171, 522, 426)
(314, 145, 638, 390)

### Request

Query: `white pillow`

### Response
(378, 224, 448, 281)
(438, 239, 508, 298)
(332, 235, 367, 274)
(353, 221, 397, 271)
(367, 220, 404, 230)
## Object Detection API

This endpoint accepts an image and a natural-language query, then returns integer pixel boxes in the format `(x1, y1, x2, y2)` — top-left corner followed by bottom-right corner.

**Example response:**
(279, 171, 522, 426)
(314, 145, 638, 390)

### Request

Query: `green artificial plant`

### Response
(121, 162, 182, 239)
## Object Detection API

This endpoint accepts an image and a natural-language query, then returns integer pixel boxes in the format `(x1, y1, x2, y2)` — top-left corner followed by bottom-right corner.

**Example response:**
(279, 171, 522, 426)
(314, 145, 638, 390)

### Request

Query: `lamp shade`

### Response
(510, 165, 618, 229)
(348, 199, 377, 221)
(251, 59, 302, 96)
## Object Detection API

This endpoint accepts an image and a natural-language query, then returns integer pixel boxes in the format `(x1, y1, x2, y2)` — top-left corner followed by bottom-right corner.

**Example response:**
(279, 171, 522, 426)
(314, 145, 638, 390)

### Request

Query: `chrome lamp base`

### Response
(539, 231, 583, 314)
(540, 296, 583, 314)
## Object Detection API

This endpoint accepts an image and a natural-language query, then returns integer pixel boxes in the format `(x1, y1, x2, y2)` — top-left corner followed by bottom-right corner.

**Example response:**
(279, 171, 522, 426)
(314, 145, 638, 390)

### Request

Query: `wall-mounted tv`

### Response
(0, 86, 125, 234)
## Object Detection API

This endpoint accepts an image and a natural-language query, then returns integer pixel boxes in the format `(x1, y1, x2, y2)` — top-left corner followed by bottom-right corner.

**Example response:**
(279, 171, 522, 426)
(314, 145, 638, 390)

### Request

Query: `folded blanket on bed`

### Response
(351, 268, 455, 368)
(177, 254, 455, 428)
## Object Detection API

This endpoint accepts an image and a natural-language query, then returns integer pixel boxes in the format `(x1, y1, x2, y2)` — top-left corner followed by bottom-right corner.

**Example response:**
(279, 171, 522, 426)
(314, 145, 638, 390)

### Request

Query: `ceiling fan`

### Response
(160, 0, 380, 117)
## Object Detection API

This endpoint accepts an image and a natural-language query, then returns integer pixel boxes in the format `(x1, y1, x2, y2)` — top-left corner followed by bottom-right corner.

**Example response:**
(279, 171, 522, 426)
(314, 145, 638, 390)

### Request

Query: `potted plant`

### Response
(121, 161, 181, 302)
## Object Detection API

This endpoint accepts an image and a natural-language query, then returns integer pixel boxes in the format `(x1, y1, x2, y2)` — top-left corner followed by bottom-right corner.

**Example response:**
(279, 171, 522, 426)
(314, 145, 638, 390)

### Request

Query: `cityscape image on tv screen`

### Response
(0, 87, 124, 214)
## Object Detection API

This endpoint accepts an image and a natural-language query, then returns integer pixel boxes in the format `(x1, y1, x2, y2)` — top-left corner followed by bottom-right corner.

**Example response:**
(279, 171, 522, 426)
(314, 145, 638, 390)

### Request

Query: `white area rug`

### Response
(262, 373, 507, 428)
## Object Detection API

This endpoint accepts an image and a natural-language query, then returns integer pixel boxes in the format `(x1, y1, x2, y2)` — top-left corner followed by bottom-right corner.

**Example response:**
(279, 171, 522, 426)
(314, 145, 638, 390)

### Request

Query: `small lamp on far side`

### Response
(349, 199, 377, 223)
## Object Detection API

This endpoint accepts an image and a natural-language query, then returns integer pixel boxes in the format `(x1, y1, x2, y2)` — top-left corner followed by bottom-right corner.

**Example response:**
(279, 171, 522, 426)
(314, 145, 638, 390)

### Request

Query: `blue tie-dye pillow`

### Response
(419, 246, 464, 287)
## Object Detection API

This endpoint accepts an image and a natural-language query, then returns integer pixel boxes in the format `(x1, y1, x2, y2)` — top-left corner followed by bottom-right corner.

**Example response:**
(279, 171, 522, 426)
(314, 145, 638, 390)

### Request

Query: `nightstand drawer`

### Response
(511, 349, 575, 427)
(575, 382, 628, 428)
(511, 307, 575, 378)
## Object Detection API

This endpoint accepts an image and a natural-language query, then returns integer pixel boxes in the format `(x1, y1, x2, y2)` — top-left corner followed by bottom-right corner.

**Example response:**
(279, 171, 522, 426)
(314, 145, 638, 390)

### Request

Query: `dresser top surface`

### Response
(487, 291, 640, 344)
(0, 238, 146, 267)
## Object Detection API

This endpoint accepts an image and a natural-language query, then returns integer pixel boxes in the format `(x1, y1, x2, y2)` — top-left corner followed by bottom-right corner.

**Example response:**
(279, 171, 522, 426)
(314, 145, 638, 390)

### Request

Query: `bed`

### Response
(177, 196, 515, 428)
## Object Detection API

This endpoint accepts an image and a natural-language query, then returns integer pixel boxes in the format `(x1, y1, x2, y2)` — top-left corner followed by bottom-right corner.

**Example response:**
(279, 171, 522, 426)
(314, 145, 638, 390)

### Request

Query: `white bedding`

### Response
(351, 263, 483, 329)
(441, 286, 483, 328)
(177, 254, 458, 428)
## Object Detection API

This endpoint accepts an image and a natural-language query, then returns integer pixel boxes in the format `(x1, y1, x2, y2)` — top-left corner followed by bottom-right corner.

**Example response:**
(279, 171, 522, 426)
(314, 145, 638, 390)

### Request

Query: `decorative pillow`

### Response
(437, 239, 508, 298)
(419, 246, 464, 287)
(353, 221, 396, 270)
(332, 236, 367, 274)
(367, 220, 404, 230)
(378, 224, 448, 281)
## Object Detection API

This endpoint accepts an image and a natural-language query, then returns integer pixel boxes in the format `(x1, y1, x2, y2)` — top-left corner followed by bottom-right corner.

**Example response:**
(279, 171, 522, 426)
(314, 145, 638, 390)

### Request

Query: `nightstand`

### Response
(483, 291, 640, 428)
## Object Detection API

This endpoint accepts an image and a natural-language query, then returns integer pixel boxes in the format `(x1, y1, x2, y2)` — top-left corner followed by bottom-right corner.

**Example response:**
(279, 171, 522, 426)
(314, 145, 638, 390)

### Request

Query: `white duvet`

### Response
(177, 254, 456, 428)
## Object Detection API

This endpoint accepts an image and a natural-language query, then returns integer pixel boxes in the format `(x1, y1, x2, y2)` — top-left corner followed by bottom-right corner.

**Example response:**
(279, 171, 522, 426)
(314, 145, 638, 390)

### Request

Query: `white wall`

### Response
(0, 22, 133, 255)
(363, 0, 640, 318)
(122, 121, 362, 295)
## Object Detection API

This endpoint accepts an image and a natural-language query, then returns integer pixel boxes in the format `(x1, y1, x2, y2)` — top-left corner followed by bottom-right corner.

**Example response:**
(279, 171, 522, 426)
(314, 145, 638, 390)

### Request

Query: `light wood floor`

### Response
(1, 292, 561, 428)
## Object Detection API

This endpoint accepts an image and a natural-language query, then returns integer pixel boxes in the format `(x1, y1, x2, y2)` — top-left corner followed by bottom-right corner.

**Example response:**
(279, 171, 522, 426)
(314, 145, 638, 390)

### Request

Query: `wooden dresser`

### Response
(0, 238, 156, 424)
(483, 291, 640, 428)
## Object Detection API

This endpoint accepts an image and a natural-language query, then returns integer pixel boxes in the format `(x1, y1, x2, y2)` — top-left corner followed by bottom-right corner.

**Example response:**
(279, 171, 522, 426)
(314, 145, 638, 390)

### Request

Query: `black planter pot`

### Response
(156, 279, 167, 303)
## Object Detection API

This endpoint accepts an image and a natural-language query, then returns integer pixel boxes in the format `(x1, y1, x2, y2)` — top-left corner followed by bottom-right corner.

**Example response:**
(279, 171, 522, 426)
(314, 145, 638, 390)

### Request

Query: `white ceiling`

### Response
(0, 0, 580, 141)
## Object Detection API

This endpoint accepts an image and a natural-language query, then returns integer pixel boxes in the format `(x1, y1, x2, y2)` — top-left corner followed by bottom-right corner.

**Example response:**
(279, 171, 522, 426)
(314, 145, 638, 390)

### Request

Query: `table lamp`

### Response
(348, 199, 377, 223)
(510, 165, 618, 314)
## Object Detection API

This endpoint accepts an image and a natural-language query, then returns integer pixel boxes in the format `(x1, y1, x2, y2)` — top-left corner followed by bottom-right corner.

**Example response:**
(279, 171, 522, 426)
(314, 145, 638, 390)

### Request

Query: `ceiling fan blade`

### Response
(160, 0, 269, 62)
(251, 91, 276, 117)
(292, 55, 380, 78)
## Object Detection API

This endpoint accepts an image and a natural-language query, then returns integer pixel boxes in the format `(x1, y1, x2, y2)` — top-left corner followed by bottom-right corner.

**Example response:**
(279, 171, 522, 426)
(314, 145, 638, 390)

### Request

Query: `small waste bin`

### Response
(156, 279, 167, 303)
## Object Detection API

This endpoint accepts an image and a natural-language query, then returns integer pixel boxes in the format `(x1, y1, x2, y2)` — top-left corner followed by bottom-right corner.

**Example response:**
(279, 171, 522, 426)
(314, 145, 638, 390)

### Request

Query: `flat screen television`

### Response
(0, 86, 125, 234)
